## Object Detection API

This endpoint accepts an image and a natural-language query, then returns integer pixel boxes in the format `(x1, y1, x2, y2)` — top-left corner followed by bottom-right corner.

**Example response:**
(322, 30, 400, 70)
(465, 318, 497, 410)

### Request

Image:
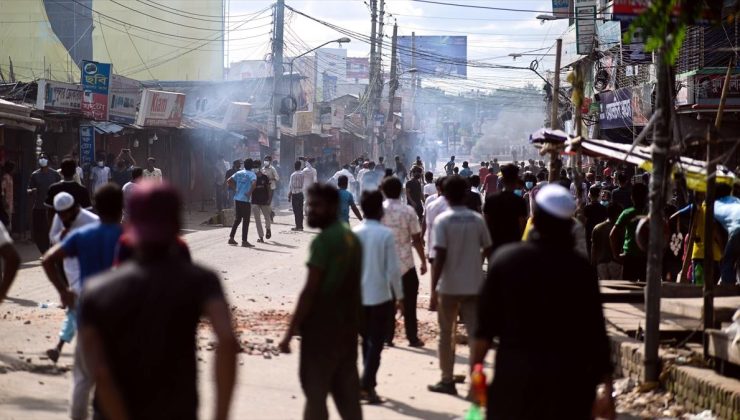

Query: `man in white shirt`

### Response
(90, 154, 111, 193)
(261, 156, 280, 221)
(352, 190, 403, 404)
(424, 177, 449, 263)
(329, 164, 357, 186)
(143, 157, 163, 183)
(122, 167, 144, 223)
(380, 177, 427, 348)
(45, 192, 99, 419)
(428, 176, 492, 396)
(302, 158, 317, 215)
(423, 171, 436, 199)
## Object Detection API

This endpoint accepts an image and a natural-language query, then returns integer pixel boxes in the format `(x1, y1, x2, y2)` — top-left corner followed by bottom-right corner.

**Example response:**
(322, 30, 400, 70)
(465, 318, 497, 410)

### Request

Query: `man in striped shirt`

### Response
(288, 161, 305, 231)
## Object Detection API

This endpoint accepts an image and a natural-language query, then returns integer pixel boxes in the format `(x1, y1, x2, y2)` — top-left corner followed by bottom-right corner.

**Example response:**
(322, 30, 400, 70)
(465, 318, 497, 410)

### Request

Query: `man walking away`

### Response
(227, 159, 257, 247)
(611, 172, 633, 210)
(406, 168, 424, 223)
(46, 159, 92, 211)
(444, 156, 456, 176)
(466, 176, 482, 213)
(381, 177, 427, 348)
(471, 184, 614, 419)
(289, 161, 305, 231)
(592, 203, 624, 280)
(423, 172, 436, 200)
(41, 184, 124, 420)
(79, 183, 238, 420)
(459, 161, 473, 178)
(610, 183, 649, 281)
(251, 164, 273, 243)
(428, 176, 492, 395)
(483, 164, 527, 257)
(279, 183, 363, 420)
(353, 190, 403, 404)
(28, 153, 61, 253)
(338, 176, 362, 224)
(583, 185, 608, 260)
(394, 156, 407, 181)
(46, 192, 100, 364)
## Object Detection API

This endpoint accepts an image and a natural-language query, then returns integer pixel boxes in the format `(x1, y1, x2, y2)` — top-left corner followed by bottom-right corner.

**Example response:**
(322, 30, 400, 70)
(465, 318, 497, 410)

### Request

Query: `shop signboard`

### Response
(346, 57, 369, 80)
(575, 0, 597, 55)
(36, 79, 83, 112)
(79, 125, 95, 168)
(331, 105, 345, 128)
(294, 110, 313, 135)
(631, 84, 653, 126)
(135, 89, 186, 127)
(693, 71, 740, 106)
(398, 36, 467, 77)
(552, 0, 571, 18)
(80, 60, 111, 121)
(222, 102, 252, 130)
(598, 87, 633, 130)
(109, 74, 141, 124)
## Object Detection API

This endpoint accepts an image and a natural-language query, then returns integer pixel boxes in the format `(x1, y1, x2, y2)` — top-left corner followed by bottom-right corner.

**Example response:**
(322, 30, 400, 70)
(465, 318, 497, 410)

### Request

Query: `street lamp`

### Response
(508, 53, 555, 61)
(287, 37, 351, 113)
(536, 14, 568, 21)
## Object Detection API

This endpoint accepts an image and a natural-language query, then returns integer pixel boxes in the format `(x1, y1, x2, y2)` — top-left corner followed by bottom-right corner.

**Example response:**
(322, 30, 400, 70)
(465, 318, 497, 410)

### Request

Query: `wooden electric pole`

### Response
(272, 0, 285, 140)
(367, 0, 378, 157)
(548, 38, 563, 183)
(386, 22, 398, 157)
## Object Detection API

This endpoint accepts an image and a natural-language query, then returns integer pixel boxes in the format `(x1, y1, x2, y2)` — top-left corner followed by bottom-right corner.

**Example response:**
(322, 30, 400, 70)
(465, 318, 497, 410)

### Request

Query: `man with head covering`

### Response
(78, 182, 238, 420)
(471, 184, 614, 420)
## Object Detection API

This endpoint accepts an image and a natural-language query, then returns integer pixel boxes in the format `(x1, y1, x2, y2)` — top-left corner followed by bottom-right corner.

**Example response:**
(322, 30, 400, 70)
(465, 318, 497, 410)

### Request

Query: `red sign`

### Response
(135, 89, 186, 127)
(346, 57, 369, 80)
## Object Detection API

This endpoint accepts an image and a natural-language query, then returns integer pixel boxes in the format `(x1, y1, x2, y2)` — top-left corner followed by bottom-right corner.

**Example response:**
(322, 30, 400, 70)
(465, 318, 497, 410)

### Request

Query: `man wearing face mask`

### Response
(483, 163, 527, 258)
(90, 154, 112, 194)
(261, 156, 279, 221)
(28, 153, 62, 254)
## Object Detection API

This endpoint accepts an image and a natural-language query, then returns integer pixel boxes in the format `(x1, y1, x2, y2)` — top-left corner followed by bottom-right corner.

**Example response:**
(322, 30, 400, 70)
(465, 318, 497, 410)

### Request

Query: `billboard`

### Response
(81, 61, 111, 121)
(135, 89, 186, 127)
(109, 75, 142, 124)
(346, 57, 370, 80)
(79, 125, 95, 169)
(398, 36, 467, 77)
(575, 0, 597, 55)
(599, 88, 633, 130)
(552, 0, 572, 18)
(36, 80, 83, 113)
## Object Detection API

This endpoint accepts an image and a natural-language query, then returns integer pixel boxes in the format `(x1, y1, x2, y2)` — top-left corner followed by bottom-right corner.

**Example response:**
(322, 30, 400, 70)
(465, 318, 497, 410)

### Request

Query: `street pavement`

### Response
(0, 208, 475, 420)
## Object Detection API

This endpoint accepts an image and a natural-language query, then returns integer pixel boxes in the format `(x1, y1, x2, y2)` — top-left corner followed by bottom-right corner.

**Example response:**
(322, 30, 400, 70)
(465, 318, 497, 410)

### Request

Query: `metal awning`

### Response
(0, 99, 44, 131)
(90, 121, 125, 135)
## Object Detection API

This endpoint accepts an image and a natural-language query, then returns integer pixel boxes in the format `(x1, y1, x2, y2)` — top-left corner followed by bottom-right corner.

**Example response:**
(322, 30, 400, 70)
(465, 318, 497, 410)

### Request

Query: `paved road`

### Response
(0, 209, 474, 419)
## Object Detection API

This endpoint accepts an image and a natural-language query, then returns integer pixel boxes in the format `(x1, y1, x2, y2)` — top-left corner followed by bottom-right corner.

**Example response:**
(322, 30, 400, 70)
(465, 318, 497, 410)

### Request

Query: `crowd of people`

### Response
(0, 146, 736, 420)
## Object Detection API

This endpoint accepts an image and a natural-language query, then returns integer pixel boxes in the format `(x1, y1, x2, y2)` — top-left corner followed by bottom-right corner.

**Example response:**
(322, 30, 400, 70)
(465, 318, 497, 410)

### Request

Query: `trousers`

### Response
(59, 310, 77, 343)
(291, 193, 304, 229)
(437, 294, 478, 383)
(71, 340, 94, 420)
(230, 201, 252, 242)
(299, 333, 362, 420)
(720, 230, 739, 285)
(361, 301, 394, 391)
(32, 209, 50, 254)
(387, 268, 420, 343)
(252, 204, 272, 239)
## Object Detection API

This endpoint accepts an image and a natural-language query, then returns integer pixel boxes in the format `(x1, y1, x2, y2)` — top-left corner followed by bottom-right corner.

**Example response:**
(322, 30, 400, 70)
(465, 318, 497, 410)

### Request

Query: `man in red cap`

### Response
(78, 182, 238, 420)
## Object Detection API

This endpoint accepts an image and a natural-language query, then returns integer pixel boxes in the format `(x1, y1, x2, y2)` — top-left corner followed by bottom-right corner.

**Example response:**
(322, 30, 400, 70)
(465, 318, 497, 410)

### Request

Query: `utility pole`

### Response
(548, 38, 562, 183)
(411, 32, 417, 131)
(374, 0, 386, 157)
(386, 22, 398, 156)
(367, 0, 378, 157)
(272, 0, 285, 141)
(644, 53, 672, 384)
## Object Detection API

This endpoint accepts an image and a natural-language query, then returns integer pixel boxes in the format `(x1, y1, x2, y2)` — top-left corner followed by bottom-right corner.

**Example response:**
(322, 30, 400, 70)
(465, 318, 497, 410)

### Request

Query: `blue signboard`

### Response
(79, 125, 95, 169)
(598, 88, 633, 130)
(80, 60, 111, 120)
(398, 36, 467, 77)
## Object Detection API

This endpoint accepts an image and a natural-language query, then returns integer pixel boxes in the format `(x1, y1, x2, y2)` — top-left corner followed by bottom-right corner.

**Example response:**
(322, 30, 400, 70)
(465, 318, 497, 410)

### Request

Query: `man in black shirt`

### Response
(79, 183, 238, 420)
(611, 172, 633, 210)
(251, 166, 273, 243)
(406, 167, 424, 222)
(46, 159, 92, 210)
(466, 175, 482, 213)
(224, 160, 241, 205)
(483, 164, 527, 256)
(472, 184, 614, 420)
(582, 185, 607, 260)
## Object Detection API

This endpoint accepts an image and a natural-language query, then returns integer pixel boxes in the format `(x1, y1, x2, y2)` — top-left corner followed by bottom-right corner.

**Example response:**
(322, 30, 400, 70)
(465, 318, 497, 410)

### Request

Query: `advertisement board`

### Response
(135, 89, 186, 127)
(398, 36, 467, 77)
(36, 79, 82, 113)
(222, 102, 252, 130)
(81, 60, 111, 121)
(79, 125, 95, 168)
(294, 111, 313, 135)
(693, 71, 740, 106)
(552, 0, 572, 18)
(599, 88, 633, 130)
(575, 0, 597, 55)
(109, 74, 141, 124)
(331, 105, 345, 128)
(346, 57, 369, 80)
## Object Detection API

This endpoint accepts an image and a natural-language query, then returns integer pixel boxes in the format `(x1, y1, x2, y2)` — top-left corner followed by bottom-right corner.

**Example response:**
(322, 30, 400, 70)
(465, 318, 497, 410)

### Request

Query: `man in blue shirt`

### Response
(337, 175, 362, 224)
(227, 158, 257, 247)
(41, 183, 123, 419)
(715, 184, 740, 285)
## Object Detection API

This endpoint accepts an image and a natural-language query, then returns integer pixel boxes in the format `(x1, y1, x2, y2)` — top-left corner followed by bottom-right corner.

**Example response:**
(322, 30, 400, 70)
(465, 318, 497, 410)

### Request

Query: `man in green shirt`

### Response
(610, 183, 648, 281)
(280, 183, 363, 420)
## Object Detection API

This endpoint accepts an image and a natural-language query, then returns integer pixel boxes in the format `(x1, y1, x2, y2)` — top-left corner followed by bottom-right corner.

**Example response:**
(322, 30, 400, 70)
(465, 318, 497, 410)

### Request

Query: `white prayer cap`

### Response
(53, 192, 75, 212)
(535, 184, 575, 220)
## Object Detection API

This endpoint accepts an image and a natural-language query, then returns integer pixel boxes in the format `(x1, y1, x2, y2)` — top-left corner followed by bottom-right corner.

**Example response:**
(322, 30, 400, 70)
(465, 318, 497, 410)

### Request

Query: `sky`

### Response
(225, 0, 570, 92)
